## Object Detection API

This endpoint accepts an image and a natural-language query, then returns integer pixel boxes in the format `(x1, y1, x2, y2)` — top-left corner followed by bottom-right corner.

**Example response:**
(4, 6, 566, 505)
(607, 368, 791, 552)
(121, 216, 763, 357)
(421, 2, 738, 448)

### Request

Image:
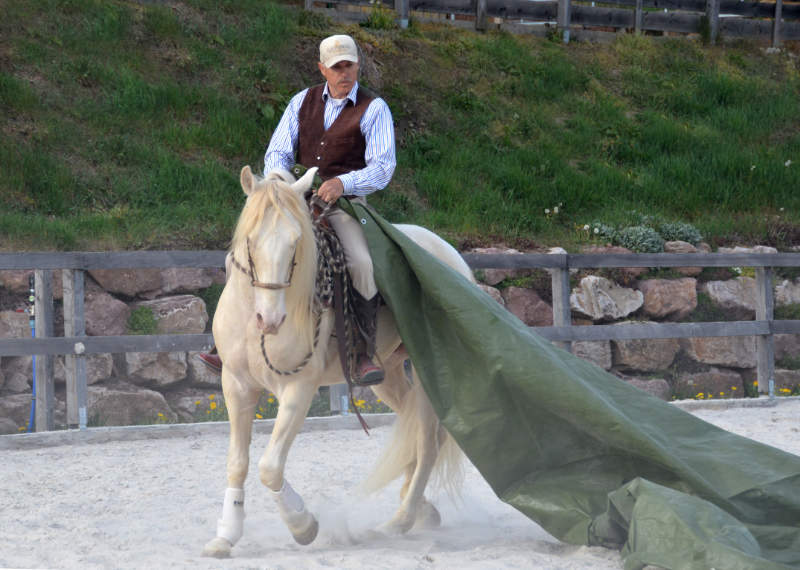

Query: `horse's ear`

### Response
(240, 165, 255, 196)
(290, 167, 318, 196)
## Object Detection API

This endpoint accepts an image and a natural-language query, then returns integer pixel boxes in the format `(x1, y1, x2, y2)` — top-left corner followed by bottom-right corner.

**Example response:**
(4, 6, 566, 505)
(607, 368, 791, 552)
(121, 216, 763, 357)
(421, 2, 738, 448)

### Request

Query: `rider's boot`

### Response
(197, 346, 222, 375)
(352, 292, 384, 386)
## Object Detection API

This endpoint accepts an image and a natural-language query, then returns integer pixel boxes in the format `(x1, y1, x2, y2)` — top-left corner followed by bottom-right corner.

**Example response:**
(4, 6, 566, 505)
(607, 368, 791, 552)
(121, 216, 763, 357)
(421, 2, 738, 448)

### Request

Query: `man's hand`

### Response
(317, 178, 344, 203)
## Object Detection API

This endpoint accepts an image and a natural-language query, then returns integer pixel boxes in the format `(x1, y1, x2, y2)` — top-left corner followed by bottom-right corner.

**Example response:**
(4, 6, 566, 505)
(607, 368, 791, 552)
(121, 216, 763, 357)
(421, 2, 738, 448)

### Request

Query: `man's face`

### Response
(317, 60, 359, 99)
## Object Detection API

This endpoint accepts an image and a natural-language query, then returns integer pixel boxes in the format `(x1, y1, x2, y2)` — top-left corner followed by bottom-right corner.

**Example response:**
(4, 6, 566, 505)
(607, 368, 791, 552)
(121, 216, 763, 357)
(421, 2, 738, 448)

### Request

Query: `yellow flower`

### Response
(268, 397, 275, 404)
(376, 398, 382, 403)
(355, 399, 366, 408)
(210, 401, 217, 410)
(18, 426, 26, 432)
(780, 388, 791, 394)
(206, 410, 210, 414)
(209, 394, 215, 400)
(754, 381, 759, 387)
(195, 400, 202, 405)
(255, 413, 263, 419)
(731, 386, 737, 391)
(696, 392, 705, 399)
(158, 412, 164, 417)
(719, 392, 725, 397)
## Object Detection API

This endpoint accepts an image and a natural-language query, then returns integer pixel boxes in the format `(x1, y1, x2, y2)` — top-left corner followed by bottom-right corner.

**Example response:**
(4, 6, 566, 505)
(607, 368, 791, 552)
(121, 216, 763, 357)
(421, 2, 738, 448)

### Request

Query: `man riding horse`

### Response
(199, 34, 395, 386)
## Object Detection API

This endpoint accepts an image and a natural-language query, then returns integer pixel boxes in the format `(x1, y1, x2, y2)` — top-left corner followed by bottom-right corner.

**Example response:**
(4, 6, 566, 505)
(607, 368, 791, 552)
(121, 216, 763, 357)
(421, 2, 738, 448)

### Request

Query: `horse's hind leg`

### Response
(203, 373, 261, 558)
(258, 381, 319, 545)
(381, 369, 441, 535)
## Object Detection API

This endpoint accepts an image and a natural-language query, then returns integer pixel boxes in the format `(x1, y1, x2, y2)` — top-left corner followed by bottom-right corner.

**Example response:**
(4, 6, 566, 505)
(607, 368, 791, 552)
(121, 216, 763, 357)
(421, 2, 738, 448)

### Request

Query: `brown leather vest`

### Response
(296, 84, 374, 180)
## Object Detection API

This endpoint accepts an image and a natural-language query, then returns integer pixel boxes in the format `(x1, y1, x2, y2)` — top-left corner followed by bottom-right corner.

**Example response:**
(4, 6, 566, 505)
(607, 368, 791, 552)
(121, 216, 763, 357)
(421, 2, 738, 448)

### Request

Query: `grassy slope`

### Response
(1, 0, 799, 251)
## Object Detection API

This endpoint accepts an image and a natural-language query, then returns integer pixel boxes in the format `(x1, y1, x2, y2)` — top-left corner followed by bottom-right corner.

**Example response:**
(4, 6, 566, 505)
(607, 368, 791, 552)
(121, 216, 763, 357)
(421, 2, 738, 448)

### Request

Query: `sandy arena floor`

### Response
(1, 399, 798, 570)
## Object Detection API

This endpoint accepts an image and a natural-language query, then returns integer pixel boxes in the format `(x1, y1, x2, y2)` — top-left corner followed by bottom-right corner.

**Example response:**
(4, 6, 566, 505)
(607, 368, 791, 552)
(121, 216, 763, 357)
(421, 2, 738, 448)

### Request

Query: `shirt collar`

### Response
(322, 81, 359, 105)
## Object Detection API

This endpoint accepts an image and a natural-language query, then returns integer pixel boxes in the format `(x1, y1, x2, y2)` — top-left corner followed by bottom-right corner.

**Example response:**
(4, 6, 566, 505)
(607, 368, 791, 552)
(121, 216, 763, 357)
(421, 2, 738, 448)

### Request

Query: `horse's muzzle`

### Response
(256, 312, 286, 334)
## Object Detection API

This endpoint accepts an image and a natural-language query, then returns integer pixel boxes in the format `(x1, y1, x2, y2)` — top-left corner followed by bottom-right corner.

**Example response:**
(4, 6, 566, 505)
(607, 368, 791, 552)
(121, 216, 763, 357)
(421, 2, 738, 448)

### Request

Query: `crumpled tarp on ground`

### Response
(349, 201, 800, 570)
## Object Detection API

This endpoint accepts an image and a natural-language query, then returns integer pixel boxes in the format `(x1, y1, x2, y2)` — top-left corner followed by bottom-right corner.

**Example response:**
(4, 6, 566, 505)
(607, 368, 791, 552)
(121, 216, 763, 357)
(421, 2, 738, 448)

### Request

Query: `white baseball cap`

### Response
(319, 35, 358, 68)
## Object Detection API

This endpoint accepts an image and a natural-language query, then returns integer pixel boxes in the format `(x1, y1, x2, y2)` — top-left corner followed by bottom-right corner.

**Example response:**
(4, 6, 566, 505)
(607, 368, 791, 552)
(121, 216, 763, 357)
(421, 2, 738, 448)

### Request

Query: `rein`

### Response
(228, 195, 338, 378)
(230, 190, 371, 434)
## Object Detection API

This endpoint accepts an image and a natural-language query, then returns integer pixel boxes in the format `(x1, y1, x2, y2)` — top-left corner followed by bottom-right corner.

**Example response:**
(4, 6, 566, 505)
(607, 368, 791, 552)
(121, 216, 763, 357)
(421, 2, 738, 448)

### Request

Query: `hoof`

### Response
(413, 502, 441, 530)
(202, 536, 232, 558)
(379, 513, 414, 536)
(292, 516, 319, 546)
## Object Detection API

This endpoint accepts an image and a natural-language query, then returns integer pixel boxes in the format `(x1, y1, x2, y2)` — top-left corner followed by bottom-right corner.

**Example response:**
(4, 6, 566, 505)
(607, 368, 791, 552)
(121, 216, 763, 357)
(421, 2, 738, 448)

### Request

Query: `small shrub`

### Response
(127, 306, 157, 335)
(683, 292, 736, 322)
(775, 303, 800, 320)
(590, 221, 618, 242)
(776, 355, 800, 370)
(361, 4, 396, 30)
(198, 283, 224, 324)
(657, 221, 703, 245)
(617, 225, 664, 253)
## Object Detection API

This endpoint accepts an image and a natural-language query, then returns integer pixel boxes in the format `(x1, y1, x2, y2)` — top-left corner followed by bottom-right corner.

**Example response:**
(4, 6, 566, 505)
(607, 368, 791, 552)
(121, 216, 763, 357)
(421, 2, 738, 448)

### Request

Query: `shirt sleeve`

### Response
(337, 97, 396, 197)
(263, 89, 308, 176)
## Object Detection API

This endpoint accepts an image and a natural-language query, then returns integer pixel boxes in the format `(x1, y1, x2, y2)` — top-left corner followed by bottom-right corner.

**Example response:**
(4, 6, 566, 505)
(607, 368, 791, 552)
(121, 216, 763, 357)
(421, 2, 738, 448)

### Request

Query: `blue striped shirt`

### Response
(264, 82, 396, 197)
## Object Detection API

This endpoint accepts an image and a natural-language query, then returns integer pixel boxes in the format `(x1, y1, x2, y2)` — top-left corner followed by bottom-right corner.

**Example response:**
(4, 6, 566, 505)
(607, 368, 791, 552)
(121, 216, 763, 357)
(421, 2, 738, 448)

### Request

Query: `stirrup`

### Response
(353, 356, 384, 386)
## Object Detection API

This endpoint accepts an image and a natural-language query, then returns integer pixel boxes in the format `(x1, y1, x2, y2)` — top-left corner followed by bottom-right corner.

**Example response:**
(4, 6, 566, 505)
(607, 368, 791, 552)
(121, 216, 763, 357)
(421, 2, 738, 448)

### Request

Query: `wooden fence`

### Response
(1, 250, 800, 432)
(308, 0, 800, 45)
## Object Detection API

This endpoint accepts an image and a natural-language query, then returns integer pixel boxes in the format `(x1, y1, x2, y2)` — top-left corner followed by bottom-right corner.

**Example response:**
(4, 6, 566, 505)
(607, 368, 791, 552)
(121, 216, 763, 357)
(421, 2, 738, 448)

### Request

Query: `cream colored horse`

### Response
(202, 166, 474, 558)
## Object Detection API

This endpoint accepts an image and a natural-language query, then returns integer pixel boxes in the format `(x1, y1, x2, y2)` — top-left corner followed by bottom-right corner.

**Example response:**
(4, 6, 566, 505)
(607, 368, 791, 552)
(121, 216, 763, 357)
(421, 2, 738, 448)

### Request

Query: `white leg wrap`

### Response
(216, 488, 245, 545)
(270, 480, 309, 528)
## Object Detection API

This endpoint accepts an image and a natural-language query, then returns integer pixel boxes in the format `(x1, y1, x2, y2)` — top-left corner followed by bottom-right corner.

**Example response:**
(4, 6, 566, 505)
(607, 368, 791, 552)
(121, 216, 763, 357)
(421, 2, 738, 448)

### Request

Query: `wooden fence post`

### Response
(557, 0, 572, 43)
(475, 0, 488, 31)
(329, 384, 349, 414)
(706, 0, 720, 44)
(772, 0, 783, 49)
(63, 269, 88, 430)
(755, 267, 776, 398)
(34, 270, 55, 432)
(396, 0, 410, 28)
(634, 0, 643, 35)
(551, 266, 572, 353)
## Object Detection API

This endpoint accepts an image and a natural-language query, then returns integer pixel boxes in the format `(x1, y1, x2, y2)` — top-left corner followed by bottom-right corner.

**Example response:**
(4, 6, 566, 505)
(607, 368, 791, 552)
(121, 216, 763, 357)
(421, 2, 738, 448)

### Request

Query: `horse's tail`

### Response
(360, 376, 464, 500)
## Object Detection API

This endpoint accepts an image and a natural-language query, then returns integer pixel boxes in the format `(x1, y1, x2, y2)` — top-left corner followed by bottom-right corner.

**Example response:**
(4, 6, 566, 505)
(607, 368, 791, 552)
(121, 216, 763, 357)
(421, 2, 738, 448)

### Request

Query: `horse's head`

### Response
(232, 165, 318, 335)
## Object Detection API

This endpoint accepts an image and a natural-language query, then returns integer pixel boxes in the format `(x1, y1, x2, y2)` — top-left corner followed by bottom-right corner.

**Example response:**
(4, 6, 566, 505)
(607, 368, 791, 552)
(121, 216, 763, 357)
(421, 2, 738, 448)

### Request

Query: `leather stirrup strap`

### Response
(333, 270, 370, 435)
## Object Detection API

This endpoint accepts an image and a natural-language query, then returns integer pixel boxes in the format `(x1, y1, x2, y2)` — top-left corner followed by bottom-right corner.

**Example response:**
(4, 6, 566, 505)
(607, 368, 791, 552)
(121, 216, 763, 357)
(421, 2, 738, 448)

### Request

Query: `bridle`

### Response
(229, 195, 334, 377)
(230, 237, 296, 290)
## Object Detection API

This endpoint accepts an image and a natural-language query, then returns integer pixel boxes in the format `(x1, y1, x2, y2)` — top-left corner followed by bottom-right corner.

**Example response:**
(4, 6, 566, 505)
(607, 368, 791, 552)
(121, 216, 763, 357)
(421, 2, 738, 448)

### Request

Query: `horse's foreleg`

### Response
(258, 382, 319, 545)
(203, 373, 260, 558)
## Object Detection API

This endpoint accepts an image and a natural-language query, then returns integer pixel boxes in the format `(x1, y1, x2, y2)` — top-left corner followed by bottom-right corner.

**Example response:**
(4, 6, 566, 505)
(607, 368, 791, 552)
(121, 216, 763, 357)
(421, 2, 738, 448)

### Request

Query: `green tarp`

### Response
(349, 201, 800, 570)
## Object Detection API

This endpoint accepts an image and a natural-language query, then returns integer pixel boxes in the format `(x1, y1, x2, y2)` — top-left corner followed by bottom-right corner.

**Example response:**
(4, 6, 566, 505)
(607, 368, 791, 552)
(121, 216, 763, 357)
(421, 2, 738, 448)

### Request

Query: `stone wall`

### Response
(0, 267, 225, 433)
(1, 243, 799, 432)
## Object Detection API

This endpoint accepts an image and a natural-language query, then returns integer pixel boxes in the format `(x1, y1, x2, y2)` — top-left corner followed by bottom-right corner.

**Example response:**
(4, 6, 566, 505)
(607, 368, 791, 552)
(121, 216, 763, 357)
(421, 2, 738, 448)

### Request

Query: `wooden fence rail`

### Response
(2, 250, 799, 431)
(312, 0, 800, 44)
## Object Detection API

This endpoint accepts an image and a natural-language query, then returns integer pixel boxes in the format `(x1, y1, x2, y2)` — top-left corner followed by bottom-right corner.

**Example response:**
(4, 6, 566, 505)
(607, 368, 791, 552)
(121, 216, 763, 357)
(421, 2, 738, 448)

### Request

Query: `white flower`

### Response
(594, 227, 600, 234)
(583, 224, 590, 231)
(544, 208, 550, 214)
(553, 206, 559, 214)
(780, 207, 785, 212)
(785, 160, 792, 167)
(750, 165, 756, 171)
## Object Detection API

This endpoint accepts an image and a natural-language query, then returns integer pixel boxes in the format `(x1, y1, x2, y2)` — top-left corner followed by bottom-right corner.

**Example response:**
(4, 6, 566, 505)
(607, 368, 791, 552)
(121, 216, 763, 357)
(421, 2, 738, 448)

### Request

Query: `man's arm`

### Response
(263, 89, 308, 175)
(337, 97, 396, 197)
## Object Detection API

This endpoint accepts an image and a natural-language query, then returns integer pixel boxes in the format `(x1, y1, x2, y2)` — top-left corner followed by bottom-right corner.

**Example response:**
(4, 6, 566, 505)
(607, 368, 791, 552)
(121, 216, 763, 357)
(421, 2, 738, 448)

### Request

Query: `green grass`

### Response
(1, 1, 799, 251)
